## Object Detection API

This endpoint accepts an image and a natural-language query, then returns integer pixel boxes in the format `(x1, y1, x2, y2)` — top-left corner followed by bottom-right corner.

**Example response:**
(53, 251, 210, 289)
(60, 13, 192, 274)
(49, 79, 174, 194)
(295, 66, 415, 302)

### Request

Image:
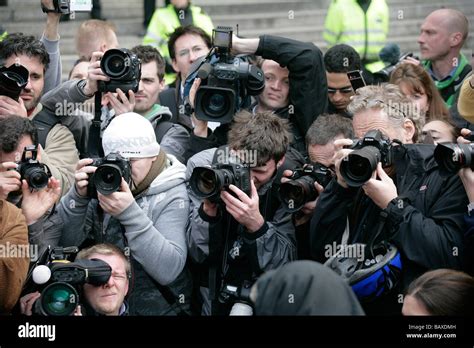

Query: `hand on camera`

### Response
(83, 52, 109, 96)
(333, 138, 355, 189)
(0, 95, 27, 118)
(362, 162, 398, 209)
(98, 178, 134, 216)
(220, 179, 264, 233)
(104, 89, 136, 115)
(21, 177, 61, 225)
(74, 158, 97, 197)
(189, 78, 208, 137)
(0, 162, 21, 200)
(20, 291, 41, 316)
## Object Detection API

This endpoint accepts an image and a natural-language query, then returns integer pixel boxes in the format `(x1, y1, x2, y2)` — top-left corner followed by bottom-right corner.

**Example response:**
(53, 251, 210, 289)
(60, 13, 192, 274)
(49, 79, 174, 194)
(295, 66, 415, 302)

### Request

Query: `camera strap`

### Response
(86, 93, 104, 158)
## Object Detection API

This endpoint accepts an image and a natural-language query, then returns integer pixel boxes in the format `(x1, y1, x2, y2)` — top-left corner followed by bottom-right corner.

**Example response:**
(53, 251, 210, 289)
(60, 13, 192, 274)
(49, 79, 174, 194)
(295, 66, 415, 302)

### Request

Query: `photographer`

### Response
(0, 199, 29, 314)
(58, 112, 192, 315)
(310, 84, 468, 315)
(188, 34, 328, 160)
(324, 44, 362, 118)
(0, 33, 79, 196)
(186, 110, 296, 315)
(0, 116, 62, 252)
(101, 45, 191, 164)
(285, 114, 353, 259)
(20, 243, 130, 316)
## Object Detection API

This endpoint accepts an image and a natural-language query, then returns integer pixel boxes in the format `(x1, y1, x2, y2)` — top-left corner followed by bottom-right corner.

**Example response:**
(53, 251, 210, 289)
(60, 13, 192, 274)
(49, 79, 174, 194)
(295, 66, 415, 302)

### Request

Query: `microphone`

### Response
(32, 265, 52, 285)
(379, 43, 401, 66)
(197, 63, 213, 80)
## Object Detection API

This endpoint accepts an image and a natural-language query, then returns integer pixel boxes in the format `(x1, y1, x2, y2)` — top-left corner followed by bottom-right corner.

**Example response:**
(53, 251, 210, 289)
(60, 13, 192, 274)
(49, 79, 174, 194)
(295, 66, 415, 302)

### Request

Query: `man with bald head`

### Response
(418, 8, 471, 108)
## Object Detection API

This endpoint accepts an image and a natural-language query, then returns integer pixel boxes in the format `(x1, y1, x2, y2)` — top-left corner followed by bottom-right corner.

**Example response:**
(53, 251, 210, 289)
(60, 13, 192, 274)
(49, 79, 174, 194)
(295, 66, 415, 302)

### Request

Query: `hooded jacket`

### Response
(254, 260, 365, 315)
(58, 154, 192, 315)
(310, 144, 468, 299)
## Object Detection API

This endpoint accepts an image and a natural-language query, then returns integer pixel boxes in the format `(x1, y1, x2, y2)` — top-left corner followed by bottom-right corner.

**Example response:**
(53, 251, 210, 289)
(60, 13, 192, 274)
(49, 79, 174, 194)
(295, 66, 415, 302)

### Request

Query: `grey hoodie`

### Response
(58, 154, 192, 314)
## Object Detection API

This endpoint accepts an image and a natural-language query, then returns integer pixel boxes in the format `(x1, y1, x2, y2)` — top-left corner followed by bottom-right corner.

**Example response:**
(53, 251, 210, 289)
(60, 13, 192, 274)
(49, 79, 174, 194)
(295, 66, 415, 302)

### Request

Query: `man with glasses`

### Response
(324, 44, 363, 118)
(310, 84, 468, 315)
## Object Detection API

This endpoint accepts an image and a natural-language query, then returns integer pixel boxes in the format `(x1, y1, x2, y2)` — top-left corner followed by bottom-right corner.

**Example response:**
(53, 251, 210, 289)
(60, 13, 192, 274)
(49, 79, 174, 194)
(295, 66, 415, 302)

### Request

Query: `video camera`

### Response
(98, 48, 141, 94)
(189, 162, 251, 202)
(184, 26, 265, 123)
(25, 246, 112, 316)
(373, 43, 420, 82)
(279, 164, 334, 213)
(41, 0, 93, 15)
(340, 130, 394, 187)
(434, 142, 473, 174)
(87, 152, 132, 199)
(0, 63, 29, 101)
(15, 145, 52, 190)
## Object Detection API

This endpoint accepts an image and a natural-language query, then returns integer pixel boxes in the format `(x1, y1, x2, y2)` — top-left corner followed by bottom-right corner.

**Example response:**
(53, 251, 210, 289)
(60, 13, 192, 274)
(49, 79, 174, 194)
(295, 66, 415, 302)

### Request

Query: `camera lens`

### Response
(279, 176, 318, 213)
(101, 50, 129, 78)
(434, 143, 474, 173)
(93, 164, 123, 195)
(197, 168, 218, 196)
(23, 166, 50, 190)
(201, 90, 232, 119)
(39, 282, 78, 316)
(341, 146, 381, 187)
(0, 64, 29, 101)
(189, 166, 235, 199)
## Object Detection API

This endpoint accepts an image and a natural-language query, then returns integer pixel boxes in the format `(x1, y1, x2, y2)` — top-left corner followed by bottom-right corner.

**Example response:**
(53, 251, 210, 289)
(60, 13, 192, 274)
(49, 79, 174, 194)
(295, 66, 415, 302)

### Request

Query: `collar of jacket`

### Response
(393, 143, 438, 175)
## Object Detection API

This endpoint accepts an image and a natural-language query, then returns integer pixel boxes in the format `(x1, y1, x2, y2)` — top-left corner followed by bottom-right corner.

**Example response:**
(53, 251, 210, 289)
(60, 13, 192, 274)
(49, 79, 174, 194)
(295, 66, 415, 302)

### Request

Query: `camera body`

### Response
(340, 130, 393, 187)
(434, 142, 474, 174)
(98, 48, 141, 94)
(184, 26, 264, 123)
(219, 281, 254, 315)
(189, 162, 251, 202)
(87, 152, 132, 198)
(16, 145, 51, 190)
(279, 164, 334, 212)
(43, 0, 93, 14)
(0, 64, 29, 101)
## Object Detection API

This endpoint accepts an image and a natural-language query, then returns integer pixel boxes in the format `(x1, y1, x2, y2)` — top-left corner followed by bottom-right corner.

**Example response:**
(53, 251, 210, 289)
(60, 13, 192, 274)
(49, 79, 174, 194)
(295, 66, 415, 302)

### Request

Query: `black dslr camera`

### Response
(25, 246, 112, 316)
(16, 145, 52, 190)
(189, 162, 251, 202)
(434, 142, 474, 174)
(279, 164, 334, 213)
(87, 152, 132, 198)
(0, 64, 29, 101)
(98, 48, 141, 93)
(340, 130, 393, 187)
(184, 26, 265, 123)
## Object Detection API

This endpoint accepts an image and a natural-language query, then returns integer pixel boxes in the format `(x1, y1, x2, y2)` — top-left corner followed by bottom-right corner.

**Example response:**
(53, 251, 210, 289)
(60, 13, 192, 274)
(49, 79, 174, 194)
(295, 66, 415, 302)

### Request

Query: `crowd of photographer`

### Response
(0, 0, 473, 316)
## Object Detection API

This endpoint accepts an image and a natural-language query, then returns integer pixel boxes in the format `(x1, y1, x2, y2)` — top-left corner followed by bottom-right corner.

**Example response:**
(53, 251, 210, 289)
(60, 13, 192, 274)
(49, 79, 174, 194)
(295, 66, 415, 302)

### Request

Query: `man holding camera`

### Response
(0, 33, 79, 196)
(21, 243, 130, 316)
(0, 116, 62, 252)
(58, 112, 192, 315)
(310, 84, 468, 314)
(188, 33, 327, 160)
(186, 110, 296, 315)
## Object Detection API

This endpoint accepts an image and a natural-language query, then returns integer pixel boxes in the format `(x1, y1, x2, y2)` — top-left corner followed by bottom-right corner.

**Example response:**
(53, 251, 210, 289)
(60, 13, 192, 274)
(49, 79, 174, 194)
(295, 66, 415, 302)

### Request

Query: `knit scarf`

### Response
(131, 150, 167, 197)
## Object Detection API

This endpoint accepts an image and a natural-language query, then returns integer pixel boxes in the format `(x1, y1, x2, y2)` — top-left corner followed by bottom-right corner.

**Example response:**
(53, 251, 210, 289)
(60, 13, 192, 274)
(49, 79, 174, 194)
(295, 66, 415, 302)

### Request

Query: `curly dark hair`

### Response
(0, 33, 50, 72)
(131, 45, 166, 81)
(0, 116, 38, 154)
(324, 44, 361, 73)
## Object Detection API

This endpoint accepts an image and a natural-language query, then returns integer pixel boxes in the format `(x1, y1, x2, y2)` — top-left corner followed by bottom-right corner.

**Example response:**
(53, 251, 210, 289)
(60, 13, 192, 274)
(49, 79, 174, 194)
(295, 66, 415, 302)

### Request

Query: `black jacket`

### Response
(187, 35, 328, 160)
(310, 144, 468, 291)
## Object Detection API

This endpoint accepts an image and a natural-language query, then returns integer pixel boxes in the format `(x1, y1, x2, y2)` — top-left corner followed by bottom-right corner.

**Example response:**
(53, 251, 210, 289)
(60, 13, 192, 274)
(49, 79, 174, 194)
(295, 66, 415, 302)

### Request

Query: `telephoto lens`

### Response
(35, 282, 79, 316)
(434, 143, 474, 173)
(0, 64, 29, 101)
(340, 146, 382, 187)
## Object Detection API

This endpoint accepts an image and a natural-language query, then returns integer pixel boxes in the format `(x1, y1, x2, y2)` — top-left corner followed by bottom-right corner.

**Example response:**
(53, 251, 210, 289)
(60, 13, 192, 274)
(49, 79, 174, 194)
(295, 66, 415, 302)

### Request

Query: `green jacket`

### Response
(143, 4, 214, 84)
(323, 0, 389, 72)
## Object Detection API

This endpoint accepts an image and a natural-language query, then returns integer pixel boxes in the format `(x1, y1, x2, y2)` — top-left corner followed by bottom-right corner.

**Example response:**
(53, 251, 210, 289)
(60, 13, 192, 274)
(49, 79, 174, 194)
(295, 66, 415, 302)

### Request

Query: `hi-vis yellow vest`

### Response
(143, 4, 214, 85)
(323, 0, 389, 73)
